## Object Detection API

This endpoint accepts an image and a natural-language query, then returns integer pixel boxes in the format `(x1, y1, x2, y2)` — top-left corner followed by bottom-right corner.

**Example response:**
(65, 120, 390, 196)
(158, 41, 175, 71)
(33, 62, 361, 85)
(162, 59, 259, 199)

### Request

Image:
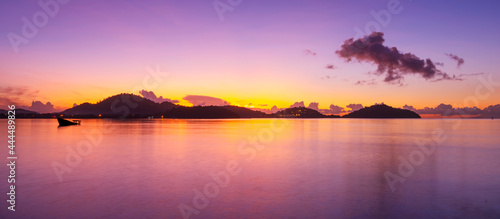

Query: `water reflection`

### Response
(0, 119, 498, 218)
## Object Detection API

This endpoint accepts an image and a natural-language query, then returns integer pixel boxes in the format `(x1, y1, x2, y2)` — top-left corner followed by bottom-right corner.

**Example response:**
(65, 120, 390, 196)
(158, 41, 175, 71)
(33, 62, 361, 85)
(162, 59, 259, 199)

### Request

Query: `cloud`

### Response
(21, 101, 60, 113)
(319, 104, 346, 115)
(435, 62, 444, 66)
(336, 32, 451, 83)
(304, 49, 317, 56)
(354, 79, 377, 86)
(445, 53, 464, 68)
(326, 64, 336, 69)
(307, 102, 319, 111)
(0, 97, 21, 109)
(289, 101, 305, 108)
(330, 105, 346, 114)
(402, 104, 417, 112)
(0, 86, 40, 108)
(458, 72, 484, 77)
(0, 86, 66, 113)
(139, 90, 179, 103)
(271, 105, 279, 113)
(403, 103, 500, 118)
(183, 95, 229, 106)
(346, 103, 364, 112)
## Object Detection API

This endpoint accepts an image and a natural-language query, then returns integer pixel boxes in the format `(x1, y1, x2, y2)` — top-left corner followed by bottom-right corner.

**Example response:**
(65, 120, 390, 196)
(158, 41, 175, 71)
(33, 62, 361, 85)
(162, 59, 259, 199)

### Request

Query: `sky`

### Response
(1, 0, 500, 114)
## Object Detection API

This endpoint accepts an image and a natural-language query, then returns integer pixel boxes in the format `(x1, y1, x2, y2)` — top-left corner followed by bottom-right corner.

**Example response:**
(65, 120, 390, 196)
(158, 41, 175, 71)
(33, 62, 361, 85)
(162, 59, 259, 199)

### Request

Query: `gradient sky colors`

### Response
(1, 0, 500, 113)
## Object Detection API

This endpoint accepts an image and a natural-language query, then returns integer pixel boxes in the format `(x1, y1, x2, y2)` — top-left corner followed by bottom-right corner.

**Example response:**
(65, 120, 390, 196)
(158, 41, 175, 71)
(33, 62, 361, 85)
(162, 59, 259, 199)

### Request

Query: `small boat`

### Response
(57, 118, 81, 126)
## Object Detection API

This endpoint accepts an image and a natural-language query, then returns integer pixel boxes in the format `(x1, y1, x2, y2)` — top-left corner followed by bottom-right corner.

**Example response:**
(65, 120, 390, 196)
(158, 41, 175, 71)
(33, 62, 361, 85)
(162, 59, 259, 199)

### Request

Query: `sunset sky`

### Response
(1, 0, 500, 113)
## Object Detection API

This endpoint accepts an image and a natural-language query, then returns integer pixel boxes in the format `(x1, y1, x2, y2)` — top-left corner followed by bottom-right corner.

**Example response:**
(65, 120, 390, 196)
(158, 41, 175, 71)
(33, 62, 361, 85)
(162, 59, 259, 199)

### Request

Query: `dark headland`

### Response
(343, 104, 421, 118)
(1, 94, 420, 119)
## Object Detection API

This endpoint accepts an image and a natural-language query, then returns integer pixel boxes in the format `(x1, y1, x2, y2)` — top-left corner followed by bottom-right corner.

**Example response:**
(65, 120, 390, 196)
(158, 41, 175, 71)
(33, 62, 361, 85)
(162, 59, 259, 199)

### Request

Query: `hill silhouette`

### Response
(0, 109, 40, 118)
(0, 109, 39, 114)
(274, 107, 339, 118)
(62, 94, 176, 117)
(342, 104, 421, 118)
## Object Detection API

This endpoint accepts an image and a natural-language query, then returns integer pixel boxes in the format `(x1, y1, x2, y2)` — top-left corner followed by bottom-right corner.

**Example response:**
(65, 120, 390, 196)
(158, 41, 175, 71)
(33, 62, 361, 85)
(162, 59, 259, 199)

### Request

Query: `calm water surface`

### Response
(0, 119, 499, 218)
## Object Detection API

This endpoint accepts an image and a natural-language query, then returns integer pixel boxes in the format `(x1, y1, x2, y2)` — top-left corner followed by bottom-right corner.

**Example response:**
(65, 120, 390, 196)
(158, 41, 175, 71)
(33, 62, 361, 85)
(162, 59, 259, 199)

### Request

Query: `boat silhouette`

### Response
(57, 118, 81, 126)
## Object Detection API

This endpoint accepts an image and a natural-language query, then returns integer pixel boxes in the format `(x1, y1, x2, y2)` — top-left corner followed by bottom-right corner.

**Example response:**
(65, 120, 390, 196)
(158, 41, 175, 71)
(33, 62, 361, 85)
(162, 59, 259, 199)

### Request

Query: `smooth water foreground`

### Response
(0, 118, 499, 218)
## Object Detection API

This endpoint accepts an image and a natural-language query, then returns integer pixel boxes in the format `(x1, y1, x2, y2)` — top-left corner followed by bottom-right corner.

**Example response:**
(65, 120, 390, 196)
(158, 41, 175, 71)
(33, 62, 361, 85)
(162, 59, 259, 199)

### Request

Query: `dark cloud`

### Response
(326, 64, 336, 69)
(183, 95, 229, 106)
(445, 53, 464, 68)
(336, 32, 451, 83)
(139, 90, 179, 103)
(304, 49, 317, 56)
(346, 104, 364, 112)
(404, 103, 500, 118)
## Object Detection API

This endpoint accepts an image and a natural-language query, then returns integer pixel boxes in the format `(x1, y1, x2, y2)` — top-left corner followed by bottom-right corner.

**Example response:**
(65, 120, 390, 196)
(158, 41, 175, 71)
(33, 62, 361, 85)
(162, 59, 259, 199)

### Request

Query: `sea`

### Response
(0, 118, 499, 218)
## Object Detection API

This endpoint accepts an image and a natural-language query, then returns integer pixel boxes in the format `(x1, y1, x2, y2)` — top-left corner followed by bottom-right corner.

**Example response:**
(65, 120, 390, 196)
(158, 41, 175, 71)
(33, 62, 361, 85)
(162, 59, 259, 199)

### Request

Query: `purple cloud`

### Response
(444, 53, 464, 68)
(139, 90, 179, 103)
(336, 32, 451, 83)
(319, 104, 346, 115)
(326, 64, 336, 69)
(403, 103, 500, 118)
(307, 102, 319, 111)
(183, 95, 229, 106)
(289, 101, 305, 108)
(304, 49, 317, 56)
(354, 79, 377, 86)
(346, 103, 363, 112)
(21, 101, 60, 113)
